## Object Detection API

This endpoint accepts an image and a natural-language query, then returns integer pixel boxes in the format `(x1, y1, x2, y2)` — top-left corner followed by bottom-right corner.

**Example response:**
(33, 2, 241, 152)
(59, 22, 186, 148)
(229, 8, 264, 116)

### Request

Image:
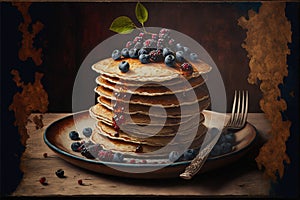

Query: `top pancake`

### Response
(92, 58, 212, 82)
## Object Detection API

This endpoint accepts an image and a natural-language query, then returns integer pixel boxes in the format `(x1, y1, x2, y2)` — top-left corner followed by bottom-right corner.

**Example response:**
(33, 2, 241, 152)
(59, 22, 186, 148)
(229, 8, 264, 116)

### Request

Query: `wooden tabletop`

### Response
(13, 113, 271, 197)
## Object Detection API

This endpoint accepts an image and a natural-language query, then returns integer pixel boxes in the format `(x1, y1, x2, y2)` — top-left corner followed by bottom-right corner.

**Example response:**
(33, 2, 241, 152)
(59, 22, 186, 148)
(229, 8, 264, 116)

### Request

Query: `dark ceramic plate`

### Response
(44, 110, 257, 179)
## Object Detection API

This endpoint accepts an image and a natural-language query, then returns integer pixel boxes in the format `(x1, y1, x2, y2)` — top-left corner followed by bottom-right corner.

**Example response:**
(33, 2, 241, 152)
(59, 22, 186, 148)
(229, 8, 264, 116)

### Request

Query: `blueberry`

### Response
(112, 152, 124, 162)
(82, 127, 92, 138)
(162, 48, 174, 57)
(128, 48, 139, 58)
(119, 61, 130, 73)
(183, 47, 191, 56)
(190, 52, 199, 61)
(112, 49, 121, 60)
(176, 43, 184, 51)
(220, 142, 232, 154)
(71, 142, 81, 152)
(121, 48, 129, 58)
(164, 54, 176, 67)
(55, 169, 65, 178)
(183, 149, 197, 160)
(168, 151, 180, 162)
(217, 134, 227, 145)
(138, 48, 149, 56)
(210, 144, 222, 157)
(176, 51, 185, 63)
(139, 54, 150, 64)
(81, 148, 95, 159)
(224, 132, 235, 144)
(69, 131, 80, 140)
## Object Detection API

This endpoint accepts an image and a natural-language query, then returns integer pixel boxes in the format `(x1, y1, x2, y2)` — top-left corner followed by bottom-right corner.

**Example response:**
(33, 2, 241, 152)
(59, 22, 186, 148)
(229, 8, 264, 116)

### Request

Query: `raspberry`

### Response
(149, 49, 163, 62)
(78, 179, 83, 185)
(39, 177, 47, 185)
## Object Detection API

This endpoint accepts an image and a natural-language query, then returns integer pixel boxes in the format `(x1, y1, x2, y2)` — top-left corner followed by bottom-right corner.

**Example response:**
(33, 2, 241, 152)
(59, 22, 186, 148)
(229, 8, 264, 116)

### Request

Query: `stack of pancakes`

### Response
(89, 58, 212, 157)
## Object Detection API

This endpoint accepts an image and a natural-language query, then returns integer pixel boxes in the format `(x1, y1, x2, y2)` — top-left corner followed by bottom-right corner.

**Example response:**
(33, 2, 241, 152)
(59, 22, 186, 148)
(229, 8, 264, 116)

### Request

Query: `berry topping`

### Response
(81, 148, 95, 159)
(180, 63, 193, 75)
(121, 48, 130, 58)
(143, 39, 155, 48)
(133, 36, 142, 43)
(138, 48, 149, 55)
(39, 177, 47, 185)
(149, 49, 163, 62)
(134, 42, 143, 49)
(164, 54, 176, 67)
(176, 43, 184, 51)
(135, 145, 143, 153)
(138, 32, 145, 37)
(139, 54, 150, 64)
(156, 38, 165, 49)
(128, 48, 139, 58)
(112, 49, 121, 60)
(190, 52, 199, 61)
(183, 149, 197, 160)
(114, 132, 119, 137)
(82, 127, 92, 138)
(168, 151, 180, 162)
(98, 150, 114, 161)
(176, 51, 185, 63)
(151, 33, 158, 40)
(71, 142, 81, 152)
(69, 130, 80, 140)
(112, 152, 124, 163)
(119, 61, 130, 73)
(183, 46, 191, 56)
(55, 169, 65, 178)
(126, 41, 133, 49)
(162, 48, 174, 57)
(168, 38, 175, 47)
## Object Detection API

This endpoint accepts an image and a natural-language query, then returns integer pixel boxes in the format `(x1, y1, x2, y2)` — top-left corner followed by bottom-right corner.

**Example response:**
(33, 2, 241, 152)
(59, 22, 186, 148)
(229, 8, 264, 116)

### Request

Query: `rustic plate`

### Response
(44, 110, 257, 179)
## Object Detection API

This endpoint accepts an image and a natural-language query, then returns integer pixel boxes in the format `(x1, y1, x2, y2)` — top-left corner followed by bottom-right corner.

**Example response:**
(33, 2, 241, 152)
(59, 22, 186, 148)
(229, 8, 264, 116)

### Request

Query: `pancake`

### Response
(90, 127, 207, 158)
(96, 74, 206, 96)
(97, 96, 211, 117)
(95, 121, 207, 146)
(92, 58, 211, 82)
(95, 84, 209, 107)
(89, 104, 203, 126)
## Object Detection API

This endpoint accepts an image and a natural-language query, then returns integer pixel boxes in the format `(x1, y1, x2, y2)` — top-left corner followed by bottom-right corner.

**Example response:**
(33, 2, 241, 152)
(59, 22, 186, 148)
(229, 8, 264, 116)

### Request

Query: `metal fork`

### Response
(180, 90, 249, 180)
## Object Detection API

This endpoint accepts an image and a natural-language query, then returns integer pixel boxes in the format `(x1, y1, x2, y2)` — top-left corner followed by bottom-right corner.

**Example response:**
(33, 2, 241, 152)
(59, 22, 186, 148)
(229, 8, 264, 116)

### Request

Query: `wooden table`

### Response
(13, 113, 271, 197)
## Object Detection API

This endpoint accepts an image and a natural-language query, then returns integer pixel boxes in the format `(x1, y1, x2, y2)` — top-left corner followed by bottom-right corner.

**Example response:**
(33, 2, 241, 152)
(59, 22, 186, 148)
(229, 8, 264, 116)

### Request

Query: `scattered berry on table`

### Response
(69, 130, 80, 140)
(168, 151, 180, 162)
(43, 153, 48, 158)
(121, 48, 130, 58)
(164, 54, 176, 67)
(39, 177, 47, 185)
(112, 49, 121, 60)
(55, 169, 65, 178)
(82, 127, 92, 138)
(71, 142, 81, 152)
(112, 152, 124, 163)
(78, 179, 83, 185)
(119, 61, 130, 73)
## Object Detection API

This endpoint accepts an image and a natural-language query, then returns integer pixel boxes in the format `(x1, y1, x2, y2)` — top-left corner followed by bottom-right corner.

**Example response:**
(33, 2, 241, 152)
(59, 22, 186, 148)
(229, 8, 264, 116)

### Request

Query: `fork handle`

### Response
(180, 154, 209, 179)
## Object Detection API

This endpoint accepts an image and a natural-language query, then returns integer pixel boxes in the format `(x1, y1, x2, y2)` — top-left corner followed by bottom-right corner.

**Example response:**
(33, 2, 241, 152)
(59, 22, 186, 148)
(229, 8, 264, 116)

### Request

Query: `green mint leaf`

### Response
(109, 16, 135, 34)
(135, 2, 148, 25)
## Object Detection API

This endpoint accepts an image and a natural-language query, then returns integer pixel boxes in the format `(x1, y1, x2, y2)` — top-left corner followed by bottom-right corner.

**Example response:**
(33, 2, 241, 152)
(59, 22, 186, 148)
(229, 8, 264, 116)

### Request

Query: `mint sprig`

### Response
(109, 2, 149, 34)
